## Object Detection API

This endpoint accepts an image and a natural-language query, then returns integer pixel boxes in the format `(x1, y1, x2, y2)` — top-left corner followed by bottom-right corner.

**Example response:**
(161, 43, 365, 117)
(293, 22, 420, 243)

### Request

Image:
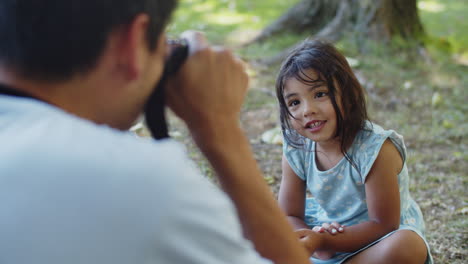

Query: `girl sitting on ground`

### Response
(276, 40, 433, 264)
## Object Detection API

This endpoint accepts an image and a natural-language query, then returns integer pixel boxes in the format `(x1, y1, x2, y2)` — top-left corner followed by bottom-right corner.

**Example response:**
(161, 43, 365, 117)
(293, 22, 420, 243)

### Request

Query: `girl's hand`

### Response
(312, 222, 344, 235)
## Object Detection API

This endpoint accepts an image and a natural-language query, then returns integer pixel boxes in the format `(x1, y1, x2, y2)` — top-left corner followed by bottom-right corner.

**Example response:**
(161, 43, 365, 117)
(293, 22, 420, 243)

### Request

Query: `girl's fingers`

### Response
(322, 222, 339, 235)
(312, 226, 324, 233)
(331, 222, 344, 233)
(313, 223, 345, 235)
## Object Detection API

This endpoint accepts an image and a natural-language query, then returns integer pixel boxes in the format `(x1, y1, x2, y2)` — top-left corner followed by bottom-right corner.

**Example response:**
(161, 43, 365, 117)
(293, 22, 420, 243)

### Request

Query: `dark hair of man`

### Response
(276, 40, 369, 167)
(0, 0, 177, 81)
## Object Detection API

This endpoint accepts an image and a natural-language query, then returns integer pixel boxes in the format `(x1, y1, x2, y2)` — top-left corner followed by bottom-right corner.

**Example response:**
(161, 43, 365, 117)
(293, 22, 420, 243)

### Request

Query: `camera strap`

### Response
(144, 41, 189, 140)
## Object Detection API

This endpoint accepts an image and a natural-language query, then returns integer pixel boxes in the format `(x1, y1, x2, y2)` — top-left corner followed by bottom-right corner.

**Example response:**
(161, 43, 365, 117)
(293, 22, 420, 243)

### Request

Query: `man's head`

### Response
(0, 0, 177, 129)
(0, 0, 177, 81)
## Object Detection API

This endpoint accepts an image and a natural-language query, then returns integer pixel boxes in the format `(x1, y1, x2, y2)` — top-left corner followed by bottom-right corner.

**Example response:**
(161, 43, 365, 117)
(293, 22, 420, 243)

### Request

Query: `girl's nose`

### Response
(302, 101, 316, 117)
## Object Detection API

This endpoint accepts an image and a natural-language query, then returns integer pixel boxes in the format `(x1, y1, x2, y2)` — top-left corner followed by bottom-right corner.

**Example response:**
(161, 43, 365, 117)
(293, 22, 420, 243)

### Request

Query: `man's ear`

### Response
(116, 13, 153, 81)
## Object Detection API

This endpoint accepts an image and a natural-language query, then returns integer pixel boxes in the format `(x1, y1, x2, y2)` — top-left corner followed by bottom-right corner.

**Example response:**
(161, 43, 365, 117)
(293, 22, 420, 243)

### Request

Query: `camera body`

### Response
(144, 39, 189, 139)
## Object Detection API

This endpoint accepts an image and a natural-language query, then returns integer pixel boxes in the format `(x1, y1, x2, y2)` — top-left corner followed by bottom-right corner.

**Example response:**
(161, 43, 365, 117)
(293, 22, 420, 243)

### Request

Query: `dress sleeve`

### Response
(354, 125, 407, 183)
(282, 137, 311, 181)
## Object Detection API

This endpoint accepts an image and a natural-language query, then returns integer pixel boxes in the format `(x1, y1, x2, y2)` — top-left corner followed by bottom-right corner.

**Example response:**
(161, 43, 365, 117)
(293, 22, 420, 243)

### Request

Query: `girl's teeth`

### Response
(309, 122, 321, 128)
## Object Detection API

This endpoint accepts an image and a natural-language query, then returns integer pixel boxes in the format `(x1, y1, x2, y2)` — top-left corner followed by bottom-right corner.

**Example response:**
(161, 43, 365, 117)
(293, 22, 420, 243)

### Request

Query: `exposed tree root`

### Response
(259, 0, 351, 65)
(251, 0, 426, 65)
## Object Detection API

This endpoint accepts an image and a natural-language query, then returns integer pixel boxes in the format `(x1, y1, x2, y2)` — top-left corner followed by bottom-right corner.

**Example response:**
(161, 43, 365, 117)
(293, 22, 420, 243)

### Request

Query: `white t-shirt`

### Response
(0, 95, 271, 264)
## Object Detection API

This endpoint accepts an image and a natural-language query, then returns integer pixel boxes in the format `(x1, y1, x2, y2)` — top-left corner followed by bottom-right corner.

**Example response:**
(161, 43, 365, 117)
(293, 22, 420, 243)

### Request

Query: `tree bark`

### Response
(378, 0, 425, 40)
(252, 0, 341, 43)
(253, 0, 426, 64)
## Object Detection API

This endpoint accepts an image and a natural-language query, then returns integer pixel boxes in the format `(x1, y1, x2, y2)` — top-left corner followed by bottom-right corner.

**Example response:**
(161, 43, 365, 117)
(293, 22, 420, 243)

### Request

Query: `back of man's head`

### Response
(0, 0, 177, 82)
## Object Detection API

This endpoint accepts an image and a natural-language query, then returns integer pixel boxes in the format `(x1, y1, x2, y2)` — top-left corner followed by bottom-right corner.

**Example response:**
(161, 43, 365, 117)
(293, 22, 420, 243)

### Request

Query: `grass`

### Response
(164, 0, 468, 263)
(418, 0, 468, 54)
(168, 0, 300, 44)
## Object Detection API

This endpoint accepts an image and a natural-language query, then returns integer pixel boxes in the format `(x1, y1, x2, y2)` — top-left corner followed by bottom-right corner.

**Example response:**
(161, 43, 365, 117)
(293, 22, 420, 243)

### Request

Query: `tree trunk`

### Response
(252, 0, 341, 43)
(353, 0, 425, 44)
(377, 0, 425, 40)
(254, 0, 426, 64)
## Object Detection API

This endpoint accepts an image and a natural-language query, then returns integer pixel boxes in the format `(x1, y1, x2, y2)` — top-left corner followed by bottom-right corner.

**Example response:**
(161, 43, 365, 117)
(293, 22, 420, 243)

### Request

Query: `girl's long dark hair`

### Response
(276, 40, 369, 166)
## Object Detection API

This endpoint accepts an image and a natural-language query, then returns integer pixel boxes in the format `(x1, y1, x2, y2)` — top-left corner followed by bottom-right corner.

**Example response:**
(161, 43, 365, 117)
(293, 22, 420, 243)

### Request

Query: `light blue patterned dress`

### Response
(283, 122, 433, 264)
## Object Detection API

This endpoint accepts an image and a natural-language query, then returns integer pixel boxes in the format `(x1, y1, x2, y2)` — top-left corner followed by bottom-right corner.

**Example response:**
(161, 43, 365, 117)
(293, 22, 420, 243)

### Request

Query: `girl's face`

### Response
(283, 69, 339, 144)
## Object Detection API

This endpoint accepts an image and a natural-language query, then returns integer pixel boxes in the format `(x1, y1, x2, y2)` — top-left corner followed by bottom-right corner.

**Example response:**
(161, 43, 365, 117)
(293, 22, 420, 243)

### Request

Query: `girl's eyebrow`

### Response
(284, 92, 297, 99)
(284, 85, 324, 99)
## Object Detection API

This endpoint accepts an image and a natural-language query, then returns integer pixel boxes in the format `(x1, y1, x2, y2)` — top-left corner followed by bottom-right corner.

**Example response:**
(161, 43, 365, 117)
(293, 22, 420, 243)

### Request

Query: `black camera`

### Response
(144, 39, 189, 140)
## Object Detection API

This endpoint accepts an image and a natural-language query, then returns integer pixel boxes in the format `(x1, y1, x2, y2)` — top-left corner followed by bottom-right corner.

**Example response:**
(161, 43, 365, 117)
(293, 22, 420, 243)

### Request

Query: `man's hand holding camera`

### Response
(166, 31, 248, 140)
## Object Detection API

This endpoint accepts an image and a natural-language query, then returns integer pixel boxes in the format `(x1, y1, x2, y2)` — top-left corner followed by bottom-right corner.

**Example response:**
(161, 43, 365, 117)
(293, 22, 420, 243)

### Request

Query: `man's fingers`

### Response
(212, 46, 248, 88)
(295, 228, 311, 239)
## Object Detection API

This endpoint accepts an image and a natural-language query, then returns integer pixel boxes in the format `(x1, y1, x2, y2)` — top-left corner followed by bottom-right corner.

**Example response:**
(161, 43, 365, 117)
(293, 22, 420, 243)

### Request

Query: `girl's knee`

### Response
(384, 230, 428, 263)
(344, 230, 428, 264)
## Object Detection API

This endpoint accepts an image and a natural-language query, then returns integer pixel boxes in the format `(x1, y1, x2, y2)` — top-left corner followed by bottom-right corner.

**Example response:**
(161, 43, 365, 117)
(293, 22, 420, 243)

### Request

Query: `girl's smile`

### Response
(305, 120, 327, 132)
(283, 69, 338, 144)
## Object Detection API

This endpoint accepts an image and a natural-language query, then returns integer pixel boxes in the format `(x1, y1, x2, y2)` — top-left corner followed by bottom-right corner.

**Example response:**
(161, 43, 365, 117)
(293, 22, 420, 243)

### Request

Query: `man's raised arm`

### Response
(166, 31, 312, 264)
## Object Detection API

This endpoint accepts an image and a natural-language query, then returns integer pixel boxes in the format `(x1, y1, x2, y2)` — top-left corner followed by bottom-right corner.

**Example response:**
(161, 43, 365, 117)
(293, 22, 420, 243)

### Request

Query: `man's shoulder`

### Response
(2, 98, 188, 182)
(47, 119, 188, 181)
(1, 99, 205, 215)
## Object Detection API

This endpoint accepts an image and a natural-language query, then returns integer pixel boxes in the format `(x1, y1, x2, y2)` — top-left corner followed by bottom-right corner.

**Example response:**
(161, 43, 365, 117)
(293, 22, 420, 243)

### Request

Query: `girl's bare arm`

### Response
(301, 139, 402, 252)
(279, 155, 338, 258)
(278, 155, 309, 230)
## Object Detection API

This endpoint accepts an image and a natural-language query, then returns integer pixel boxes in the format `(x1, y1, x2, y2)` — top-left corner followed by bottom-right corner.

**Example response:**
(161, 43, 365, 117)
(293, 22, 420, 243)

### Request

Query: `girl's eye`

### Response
(315, 91, 328, 98)
(288, 100, 300, 107)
